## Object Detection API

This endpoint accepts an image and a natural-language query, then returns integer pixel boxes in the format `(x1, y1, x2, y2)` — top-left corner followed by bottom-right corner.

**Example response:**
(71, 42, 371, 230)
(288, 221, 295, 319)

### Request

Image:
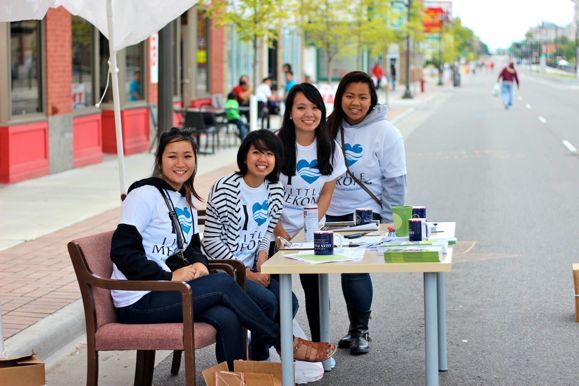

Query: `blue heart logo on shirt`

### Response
(175, 207, 192, 234)
(296, 159, 320, 184)
(344, 143, 363, 166)
(252, 200, 269, 226)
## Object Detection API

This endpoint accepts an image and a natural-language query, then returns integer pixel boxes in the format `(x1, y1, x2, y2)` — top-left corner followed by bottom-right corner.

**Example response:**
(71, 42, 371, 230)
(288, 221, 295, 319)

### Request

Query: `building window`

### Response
(126, 43, 145, 102)
(71, 16, 95, 110)
(10, 21, 43, 116)
(196, 11, 209, 95)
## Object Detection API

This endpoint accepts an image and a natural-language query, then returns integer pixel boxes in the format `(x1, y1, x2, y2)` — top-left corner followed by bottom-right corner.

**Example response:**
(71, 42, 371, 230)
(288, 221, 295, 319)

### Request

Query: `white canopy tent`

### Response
(0, 0, 198, 358)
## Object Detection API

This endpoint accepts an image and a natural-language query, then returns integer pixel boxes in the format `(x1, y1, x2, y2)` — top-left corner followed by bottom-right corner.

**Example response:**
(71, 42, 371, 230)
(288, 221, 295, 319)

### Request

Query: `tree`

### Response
(206, 0, 286, 88)
(293, 0, 353, 81)
(349, 0, 397, 69)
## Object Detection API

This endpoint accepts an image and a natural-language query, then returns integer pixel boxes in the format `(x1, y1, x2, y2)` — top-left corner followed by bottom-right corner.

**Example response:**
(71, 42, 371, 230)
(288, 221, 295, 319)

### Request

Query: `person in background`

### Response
(389, 62, 396, 91)
(128, 69, 141, 101)
(203, 130, 300, 361)
(274, 83, 346, 346)
(225, 92, 248, 139)
(497, 62, 520, 109)
(284, 70, 297, 100)
(255, 77, 275, 129)
(326, 71, 407, 356)
(110, 127, 335, 368)
(282, 63, 293, 74)
(371, 62, 385, 89)
(232, 75, 252, 122)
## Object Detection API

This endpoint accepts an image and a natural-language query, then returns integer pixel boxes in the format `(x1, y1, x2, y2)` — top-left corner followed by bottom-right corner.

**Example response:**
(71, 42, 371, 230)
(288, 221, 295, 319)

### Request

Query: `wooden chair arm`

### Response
(208, 259, 246, 289)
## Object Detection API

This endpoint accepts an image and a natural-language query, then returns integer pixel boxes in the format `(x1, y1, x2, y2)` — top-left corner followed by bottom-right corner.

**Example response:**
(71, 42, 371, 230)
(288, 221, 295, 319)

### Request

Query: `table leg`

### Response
(437, 272, 448, 372)
(318, 274, 332, 371)
(279, 274, 294, 386)
(424, 273, 439, 386)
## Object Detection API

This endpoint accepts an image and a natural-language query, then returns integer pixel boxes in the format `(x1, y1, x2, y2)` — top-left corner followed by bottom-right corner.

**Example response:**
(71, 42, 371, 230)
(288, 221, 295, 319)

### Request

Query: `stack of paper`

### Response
(285, 248, 365, 264)
(380, 245, 443, 263)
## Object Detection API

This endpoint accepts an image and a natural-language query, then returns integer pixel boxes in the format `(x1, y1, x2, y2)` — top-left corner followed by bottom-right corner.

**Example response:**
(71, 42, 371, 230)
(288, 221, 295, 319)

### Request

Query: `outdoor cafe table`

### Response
(261, 222, 455, 386)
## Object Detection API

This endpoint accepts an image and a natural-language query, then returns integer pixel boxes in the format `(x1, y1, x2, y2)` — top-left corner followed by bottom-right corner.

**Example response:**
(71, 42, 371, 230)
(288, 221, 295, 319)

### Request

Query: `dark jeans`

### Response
(229, 118, 248, 139)
(116, 272, 280, 369)
(245, 278, 299, 360)
(300, 213, 380, 338)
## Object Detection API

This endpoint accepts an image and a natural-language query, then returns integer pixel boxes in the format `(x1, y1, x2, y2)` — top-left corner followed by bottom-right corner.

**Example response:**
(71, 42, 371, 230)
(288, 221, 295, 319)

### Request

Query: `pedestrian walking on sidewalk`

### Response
(326, 71, 407, 355)
(497, 62, 520, 109)
(274, 83, 346, 343)
(110, 127, 336, 369)
(202, 130, 300, 361)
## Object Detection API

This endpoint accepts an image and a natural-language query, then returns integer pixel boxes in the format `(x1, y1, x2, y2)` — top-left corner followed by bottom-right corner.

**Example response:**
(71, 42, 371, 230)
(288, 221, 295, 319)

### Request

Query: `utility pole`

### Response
(402, 0, 413, 99)
(574, 0, 579, 76)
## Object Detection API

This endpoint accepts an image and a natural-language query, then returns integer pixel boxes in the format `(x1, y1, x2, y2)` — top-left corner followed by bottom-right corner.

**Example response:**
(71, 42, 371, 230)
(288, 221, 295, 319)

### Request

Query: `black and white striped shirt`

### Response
(202, 172, 284, 261)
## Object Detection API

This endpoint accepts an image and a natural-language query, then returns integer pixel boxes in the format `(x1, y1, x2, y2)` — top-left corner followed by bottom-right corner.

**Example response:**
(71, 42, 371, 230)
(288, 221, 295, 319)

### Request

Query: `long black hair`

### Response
(277, 83, 335, 176)
(236, 129, 283, 183)
(327, 71, 378, 139)
(153, 127, 201, 207)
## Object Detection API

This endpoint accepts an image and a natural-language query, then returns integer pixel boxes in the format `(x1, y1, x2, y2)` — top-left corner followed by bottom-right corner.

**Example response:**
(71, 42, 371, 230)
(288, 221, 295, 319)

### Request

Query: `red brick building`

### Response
(0, 6, 226, 184)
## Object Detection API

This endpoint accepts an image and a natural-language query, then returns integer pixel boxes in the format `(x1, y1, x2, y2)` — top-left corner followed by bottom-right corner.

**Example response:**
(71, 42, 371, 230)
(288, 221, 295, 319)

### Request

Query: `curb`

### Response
(4, 300, 85, 360)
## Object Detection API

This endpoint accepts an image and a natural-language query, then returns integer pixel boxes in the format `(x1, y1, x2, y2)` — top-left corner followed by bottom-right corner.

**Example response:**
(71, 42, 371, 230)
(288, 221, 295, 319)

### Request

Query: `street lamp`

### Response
(402, 0, 413, 99)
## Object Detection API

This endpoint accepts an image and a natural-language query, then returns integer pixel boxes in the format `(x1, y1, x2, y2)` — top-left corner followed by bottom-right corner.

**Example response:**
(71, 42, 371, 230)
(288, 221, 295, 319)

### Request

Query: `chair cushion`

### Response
(95, 322, 216, 351)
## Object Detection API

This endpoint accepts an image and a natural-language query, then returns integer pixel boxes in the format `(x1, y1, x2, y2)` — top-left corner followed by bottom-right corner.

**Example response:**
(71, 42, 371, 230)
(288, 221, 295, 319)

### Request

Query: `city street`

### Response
(46, 70, 579, 385)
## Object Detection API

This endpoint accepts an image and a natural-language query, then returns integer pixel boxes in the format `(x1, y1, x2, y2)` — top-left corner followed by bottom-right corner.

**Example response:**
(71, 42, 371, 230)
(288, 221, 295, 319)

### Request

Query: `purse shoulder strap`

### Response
(156, 186, 186, 259)
(340, 127, 383, 209)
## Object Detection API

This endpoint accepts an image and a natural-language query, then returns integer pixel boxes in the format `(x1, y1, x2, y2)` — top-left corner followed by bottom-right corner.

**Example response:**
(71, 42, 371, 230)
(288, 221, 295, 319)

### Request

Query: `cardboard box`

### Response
(573, 264, 579, 322)
(202, 360, 282, 386)
(0, 354, 45, 386)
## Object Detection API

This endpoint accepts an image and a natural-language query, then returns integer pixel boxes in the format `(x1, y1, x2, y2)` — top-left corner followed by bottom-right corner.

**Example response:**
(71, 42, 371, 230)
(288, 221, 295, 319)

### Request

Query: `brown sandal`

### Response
(293, 337, 337, 362)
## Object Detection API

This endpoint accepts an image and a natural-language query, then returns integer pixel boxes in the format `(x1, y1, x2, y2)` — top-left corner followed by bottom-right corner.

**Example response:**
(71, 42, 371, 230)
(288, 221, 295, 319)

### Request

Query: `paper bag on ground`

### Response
(0, 353, 45, 386)
(202, 360, 281, 386)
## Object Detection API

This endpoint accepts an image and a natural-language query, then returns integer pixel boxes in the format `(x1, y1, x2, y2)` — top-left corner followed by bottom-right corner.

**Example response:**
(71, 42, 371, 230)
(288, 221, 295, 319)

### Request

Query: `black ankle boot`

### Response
(350, 310, 371, 355)
(338, 309, 355, 348)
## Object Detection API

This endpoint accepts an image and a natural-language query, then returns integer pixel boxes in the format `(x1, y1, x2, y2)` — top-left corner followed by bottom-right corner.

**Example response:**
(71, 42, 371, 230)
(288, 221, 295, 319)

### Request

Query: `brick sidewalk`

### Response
(0, 163, 236, 339)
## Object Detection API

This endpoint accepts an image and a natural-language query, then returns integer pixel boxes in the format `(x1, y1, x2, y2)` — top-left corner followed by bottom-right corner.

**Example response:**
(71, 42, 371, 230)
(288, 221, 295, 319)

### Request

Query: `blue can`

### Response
(409, 218, 427, 241)
(314, 231, 334, 255)
(355, 208, 373, 225)
(412, 206, 427, 219)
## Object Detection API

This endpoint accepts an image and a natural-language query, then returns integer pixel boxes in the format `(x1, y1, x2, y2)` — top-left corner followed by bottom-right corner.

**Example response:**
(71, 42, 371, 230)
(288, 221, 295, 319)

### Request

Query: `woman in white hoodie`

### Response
(326, 71, 407, 355)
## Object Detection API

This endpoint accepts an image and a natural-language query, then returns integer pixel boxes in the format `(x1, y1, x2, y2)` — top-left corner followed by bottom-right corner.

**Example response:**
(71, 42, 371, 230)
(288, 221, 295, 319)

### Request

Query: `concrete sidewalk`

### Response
(0, 83, 436, 363)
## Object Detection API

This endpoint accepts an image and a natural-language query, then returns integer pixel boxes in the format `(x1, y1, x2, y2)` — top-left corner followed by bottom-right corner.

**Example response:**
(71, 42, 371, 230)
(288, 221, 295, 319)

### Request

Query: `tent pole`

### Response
(107, 0, 127, 196)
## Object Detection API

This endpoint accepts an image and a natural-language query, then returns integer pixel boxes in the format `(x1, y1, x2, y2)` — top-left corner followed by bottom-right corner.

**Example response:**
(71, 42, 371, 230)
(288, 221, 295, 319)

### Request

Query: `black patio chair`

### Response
(181, 111, 219, 155)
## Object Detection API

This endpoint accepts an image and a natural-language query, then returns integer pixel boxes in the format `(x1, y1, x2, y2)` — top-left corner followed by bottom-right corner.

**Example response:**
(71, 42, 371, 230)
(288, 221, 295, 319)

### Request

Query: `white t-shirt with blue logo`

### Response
(234, 179, 270, 268)
(327, 105, 406, 218)
(111, 185, 198, 307)
(279, 139, 346, 237)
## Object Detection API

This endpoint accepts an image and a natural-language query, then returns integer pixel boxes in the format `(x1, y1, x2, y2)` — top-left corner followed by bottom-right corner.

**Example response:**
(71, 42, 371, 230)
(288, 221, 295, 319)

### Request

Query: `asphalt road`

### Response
(49, 70, 579, 385)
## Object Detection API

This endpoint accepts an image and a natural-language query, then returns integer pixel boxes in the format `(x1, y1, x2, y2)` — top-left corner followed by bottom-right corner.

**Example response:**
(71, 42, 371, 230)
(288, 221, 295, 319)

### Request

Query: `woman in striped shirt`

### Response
(203, 130, 299, 360)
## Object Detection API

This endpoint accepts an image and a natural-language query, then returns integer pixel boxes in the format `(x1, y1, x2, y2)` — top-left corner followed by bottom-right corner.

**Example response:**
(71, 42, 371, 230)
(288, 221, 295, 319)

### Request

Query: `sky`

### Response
(448, 0, 576, 51)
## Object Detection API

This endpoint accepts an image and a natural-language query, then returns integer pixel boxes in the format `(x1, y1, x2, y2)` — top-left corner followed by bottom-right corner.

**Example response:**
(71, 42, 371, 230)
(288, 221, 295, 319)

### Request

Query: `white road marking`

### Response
(518, 96, 523, 101)
(562, 140, 577, 154)
(525, 104, 531, 109)
(538, 116, 547, 124)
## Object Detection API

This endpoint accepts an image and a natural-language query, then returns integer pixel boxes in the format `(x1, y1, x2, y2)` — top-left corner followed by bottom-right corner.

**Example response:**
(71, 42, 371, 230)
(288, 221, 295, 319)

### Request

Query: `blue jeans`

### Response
(116, 272, 280, 369)
(230, 118, 248, 139)
(501, 81, 514, 107)
(245, 277, 299, 360)
(326, 214, 374, 313)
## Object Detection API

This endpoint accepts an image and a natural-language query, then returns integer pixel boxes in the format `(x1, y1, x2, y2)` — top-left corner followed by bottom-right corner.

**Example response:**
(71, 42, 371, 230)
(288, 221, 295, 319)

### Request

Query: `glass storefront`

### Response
(71, 16, 94, 110)
(10, 21, 43, 116)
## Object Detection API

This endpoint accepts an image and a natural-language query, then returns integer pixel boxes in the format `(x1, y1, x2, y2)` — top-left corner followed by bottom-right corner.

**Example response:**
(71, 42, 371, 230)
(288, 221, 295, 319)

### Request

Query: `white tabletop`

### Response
(261, 222, 455, 275)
